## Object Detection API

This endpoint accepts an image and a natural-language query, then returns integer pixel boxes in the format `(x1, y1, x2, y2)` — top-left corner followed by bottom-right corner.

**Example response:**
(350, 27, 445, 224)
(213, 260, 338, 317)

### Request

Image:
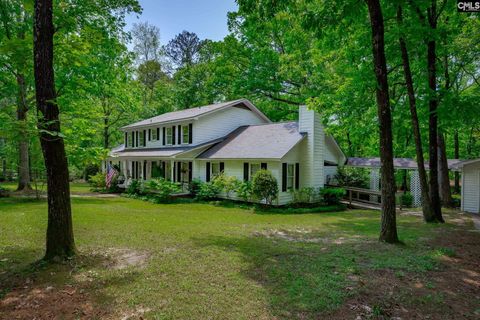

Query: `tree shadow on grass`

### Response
(0, 245, 143, 319)
(193, 234, 358, 319)
(191, 215, 461, 319)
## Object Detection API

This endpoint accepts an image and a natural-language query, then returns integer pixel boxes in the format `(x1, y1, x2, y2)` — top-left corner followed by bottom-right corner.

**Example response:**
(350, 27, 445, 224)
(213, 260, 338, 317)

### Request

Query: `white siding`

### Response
(462, 162, 480, 214)
(298, 106, 325, 189)
(324, 166, 338, 185)
(193, 106, 267, 144)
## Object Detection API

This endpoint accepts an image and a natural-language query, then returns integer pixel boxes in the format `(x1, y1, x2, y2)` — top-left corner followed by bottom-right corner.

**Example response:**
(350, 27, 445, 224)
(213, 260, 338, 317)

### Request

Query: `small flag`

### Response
(106, 163, 118, 188)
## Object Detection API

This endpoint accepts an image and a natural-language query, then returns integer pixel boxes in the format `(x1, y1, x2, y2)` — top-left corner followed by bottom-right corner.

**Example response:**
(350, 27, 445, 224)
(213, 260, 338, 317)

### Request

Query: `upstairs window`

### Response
(139, 130, 145, 147)
(182, 125, 190, 144)
(166, 127, 173, 145)
(152, 128, 158, 141)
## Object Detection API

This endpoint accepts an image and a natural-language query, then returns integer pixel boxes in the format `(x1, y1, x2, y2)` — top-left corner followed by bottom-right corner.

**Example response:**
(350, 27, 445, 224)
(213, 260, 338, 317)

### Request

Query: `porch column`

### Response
(139, 161, 144, 180)
(170, 160, 175, 182)
(369, 168, 380, 202)
(410, 170, 422, 207)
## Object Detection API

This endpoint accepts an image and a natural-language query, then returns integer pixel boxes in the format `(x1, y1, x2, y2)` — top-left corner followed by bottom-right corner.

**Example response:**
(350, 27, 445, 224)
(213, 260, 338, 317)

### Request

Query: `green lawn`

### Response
(0, 181, 91, 194)
(0, 196, 477, 319)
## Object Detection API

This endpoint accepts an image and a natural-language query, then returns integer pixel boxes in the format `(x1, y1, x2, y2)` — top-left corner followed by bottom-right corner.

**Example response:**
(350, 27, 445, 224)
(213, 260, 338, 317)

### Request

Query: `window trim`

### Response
(151, 128, 158, 141)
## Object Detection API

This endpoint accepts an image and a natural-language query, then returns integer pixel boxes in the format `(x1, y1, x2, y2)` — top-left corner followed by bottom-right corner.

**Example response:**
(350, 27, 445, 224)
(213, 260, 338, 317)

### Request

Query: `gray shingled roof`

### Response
(109, 138, 224, 158)
(198, 122, 306, 160)
(121, 99, 270, 130)
(347, 157, 462, 170)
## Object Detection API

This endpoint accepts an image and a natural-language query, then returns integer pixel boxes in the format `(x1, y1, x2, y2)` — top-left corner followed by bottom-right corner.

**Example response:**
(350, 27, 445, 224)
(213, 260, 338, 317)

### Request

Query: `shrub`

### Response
(400, 192, 413, 207)
(146, 178, 181, 202)
(84, 164, 100, 181)
(88, 172, 106, 191)
(126, 179, 143, 195)
(213, 173, 240, 198)
(236, 181, 252, 202)
(188, 178, 203, 196)
(334, 166, 369, 188)
(291, 187, 317, 204)
(320, 188, 346, 205)
(0, 185, 9, 198)
(196, 181, 221, 201)
(252, 169, 278, 205)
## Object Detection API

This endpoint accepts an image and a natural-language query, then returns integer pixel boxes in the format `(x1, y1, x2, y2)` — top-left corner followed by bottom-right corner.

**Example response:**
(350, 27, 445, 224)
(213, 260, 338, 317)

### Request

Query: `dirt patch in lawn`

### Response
(328, 225, 480, 319)
(0, 284, 109, 320)
(0, 248, 150, 320)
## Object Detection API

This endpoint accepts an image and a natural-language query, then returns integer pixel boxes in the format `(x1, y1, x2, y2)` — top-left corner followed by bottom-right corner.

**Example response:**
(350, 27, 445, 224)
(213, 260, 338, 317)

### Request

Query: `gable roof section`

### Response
(121, 99, 270, 130)
(325, 134, 347, 165)
(198, 122, 306, 160)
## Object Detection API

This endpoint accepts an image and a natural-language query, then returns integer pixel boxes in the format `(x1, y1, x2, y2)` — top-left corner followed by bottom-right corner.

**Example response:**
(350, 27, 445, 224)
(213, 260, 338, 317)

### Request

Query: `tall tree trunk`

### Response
(437, 131, 454, 206)
(427, 0, 444, 223)
(34, 0, 75, 260)
(365, 0, 399, 243)
(16, 74, 32, 191)
(104, 116, 109, 149)
(396, 5, 435, 221)
(454, 130, 460, 193)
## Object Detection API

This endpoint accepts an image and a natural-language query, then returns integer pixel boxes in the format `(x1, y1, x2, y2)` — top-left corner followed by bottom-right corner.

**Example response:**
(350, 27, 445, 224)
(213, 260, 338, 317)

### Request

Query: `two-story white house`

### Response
(107, 99, 346, 205)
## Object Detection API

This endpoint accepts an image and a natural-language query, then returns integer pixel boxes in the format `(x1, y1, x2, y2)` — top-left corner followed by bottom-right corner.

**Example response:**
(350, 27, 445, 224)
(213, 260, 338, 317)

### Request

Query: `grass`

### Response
(0, 181, 91, 194)
(0, 196, 470, 319)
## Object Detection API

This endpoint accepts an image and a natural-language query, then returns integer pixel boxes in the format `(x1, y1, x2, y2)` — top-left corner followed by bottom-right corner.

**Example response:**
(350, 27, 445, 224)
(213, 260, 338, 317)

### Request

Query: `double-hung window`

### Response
(182, 125, 189, 144)
(287, 163, 295, 190)
(211, 162, 221, 177)
(139, 130, 145, 147)
(152, 128, 158, 141)
(166, 127, 173, 145)
(250, 163, 261, 179)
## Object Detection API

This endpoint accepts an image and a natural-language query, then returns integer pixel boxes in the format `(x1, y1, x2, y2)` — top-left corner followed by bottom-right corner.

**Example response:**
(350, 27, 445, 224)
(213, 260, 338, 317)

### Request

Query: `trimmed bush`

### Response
(196, 181, 221, 201)
(188, 178, 203, 197)
(320, 188, 346, 205)
(146, 178, 181, 202)
(400, 192, 413, 207)
(236, 181, 252, 202)
(252, 169, 278, 205)
(126, 179, 142, 195)
(88, 172, 106, 191)
(213, 173, 240, 198)
(291, 187, 317, 204)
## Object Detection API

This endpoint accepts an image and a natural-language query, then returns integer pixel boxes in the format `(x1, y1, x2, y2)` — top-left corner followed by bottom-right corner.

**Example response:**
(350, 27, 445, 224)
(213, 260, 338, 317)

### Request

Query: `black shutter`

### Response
(124, 132, 127, 147)
(206, 162, 211, 182)
(189, 123, 193, 144)
(148, 129, 151, 141)
(188, 162, 193, 182)
(162, 127, 166, 145)
(295, 163, 300, 190)
(178, 125, 182, 143)
(143, 161, 147, 180)
(220, 162, 224, 173)
(261, 163, 267, 170)
(131, 132, 134, 147)
(172, 126, 176, 145)
(136, 131, 139, 147)
(173, 162, 176, 182)
(143, 130, 146, 146)
(243, 163, 249, 181)
(177, 162, 181, 182)
(282, 163, 287, 192)
(157, 127, 160, 141)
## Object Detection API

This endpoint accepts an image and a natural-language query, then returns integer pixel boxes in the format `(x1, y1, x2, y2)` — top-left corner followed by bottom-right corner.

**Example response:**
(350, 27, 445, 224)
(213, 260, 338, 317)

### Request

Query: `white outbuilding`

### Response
(458, 159, 480, 214)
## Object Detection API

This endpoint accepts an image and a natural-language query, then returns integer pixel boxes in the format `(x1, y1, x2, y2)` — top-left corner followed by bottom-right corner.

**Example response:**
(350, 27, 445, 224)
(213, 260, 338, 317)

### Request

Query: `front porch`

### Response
(106, 159, 194, 193)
